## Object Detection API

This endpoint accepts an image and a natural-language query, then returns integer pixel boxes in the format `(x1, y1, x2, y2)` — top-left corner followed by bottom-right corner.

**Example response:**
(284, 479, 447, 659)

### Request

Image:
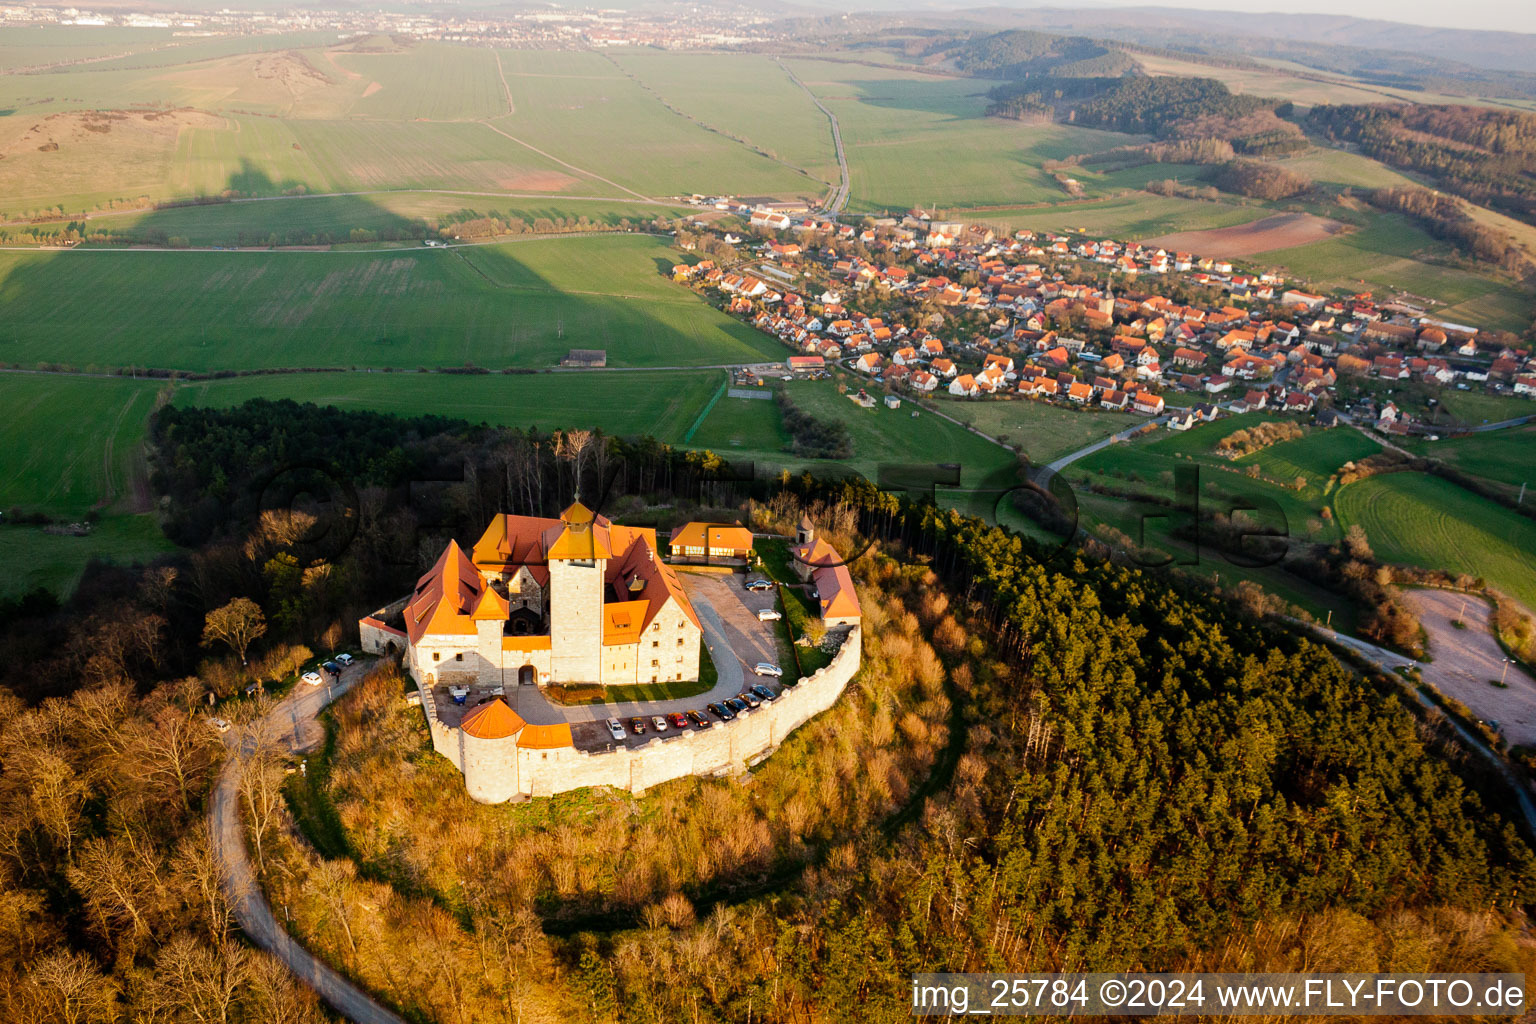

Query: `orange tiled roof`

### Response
(517, 722, 574, 749)
(461, 698, 525, 740)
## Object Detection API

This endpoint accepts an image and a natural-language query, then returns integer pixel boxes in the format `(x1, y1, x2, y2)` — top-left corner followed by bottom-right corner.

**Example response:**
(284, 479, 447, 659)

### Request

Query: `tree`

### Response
(201, 598, 266, 666)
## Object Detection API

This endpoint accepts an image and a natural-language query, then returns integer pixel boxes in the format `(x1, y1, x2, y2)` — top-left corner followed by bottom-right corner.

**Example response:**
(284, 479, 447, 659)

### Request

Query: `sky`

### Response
(854, 0, 1536, 34)
(1083, 0, 1536, 34)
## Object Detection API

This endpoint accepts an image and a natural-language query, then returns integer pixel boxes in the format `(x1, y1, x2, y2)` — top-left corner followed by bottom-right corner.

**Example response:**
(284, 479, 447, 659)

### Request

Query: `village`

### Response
(671, 205, 1536, 438)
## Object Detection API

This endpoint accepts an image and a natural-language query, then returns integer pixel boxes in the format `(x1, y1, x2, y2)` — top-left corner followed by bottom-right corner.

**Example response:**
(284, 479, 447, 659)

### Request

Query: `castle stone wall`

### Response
(502, 625, 863, 801)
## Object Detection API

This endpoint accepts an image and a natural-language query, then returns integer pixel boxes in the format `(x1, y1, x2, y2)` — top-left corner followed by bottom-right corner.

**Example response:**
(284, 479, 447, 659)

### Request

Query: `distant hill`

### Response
(947, 28, 1139, 78)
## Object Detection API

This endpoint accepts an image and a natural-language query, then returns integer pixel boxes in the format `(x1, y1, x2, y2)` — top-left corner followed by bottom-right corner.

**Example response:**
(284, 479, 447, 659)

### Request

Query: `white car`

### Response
(606, 718, 627, 741)
(753, 663, 783, 678)
(301, 671, 324, 686)
(757, 608, 782, 621)
(651, 715, 668, 732)
(207, 717, 231, 734)
(335, 653, 355, 666)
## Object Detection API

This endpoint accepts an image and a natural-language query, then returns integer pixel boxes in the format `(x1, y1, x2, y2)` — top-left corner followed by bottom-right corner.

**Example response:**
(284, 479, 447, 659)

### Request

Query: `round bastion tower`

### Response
(457, 698, 523, 803)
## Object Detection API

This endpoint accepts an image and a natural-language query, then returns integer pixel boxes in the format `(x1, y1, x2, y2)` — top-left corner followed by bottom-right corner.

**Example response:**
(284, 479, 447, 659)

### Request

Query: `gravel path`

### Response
(208, 663, 406, 1024)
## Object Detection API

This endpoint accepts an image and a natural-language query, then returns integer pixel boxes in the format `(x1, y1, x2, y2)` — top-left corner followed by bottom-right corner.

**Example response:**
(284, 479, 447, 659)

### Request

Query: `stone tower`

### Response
(547, 502, 608, 684)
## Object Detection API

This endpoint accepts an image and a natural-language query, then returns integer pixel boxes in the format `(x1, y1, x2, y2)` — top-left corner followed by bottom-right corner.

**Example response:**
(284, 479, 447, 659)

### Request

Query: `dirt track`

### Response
(1404, 589, 1536, 747)
(1144, 212, 1347, 258)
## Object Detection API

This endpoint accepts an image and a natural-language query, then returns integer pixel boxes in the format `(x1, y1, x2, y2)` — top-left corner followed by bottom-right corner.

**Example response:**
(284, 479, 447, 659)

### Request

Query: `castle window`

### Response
(676, 638, 684, 646)
(651, 659, 658, 668)
(455, 653, 463, 661)
(652, 641, 659, 648)
(433, 652, 441, 662)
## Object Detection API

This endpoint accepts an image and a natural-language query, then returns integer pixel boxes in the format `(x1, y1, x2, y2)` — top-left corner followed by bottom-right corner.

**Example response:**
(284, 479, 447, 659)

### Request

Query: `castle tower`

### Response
(796, 513, 815, 546)
(471, 587, 510, 686)
(546, 502, 608, 684)
(459, 698, 523, 804)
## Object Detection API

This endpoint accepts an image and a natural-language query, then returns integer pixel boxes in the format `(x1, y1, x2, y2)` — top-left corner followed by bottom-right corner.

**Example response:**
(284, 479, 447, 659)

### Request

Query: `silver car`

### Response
(606, 718, 627, 741)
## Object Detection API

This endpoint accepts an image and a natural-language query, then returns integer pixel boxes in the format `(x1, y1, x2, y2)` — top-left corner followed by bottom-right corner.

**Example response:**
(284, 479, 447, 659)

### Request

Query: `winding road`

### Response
(208, 663, 406, 1024)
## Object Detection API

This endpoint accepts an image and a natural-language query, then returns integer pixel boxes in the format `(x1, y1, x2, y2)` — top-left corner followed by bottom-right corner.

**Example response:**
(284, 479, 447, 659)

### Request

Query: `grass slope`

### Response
(1335, 472, 1536, 613)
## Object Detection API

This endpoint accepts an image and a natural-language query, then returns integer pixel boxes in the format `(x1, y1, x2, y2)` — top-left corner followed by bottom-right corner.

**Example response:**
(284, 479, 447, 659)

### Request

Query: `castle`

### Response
(400, 502, 703, 690)
(356, 506, 864, 804)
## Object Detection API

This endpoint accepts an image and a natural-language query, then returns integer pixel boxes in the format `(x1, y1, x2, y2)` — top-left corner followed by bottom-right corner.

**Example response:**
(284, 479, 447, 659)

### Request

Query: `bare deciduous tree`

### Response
(202, 598, 267, 667)
(22, 949, 118, 1024)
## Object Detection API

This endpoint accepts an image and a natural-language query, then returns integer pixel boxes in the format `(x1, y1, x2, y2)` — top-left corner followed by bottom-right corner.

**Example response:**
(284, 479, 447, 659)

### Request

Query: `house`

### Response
(1132, 393, 1165, 415)
(909, 370, 939, 392)
(789, 518, 863, 628)
(892, 346, 920, 366)
(561, 349, 607, 368)
(1281, 290, 1325, 310)
(855, 352, 882, 374)
(930, 358, 957, 378)
(1515, 375, 1536, 396)
(949, 374, 980, 397)
(786, 355, 825, 373)
(668, 522, 754, 564)
(1100, 389, 1129, 410)
(1167, 410, 1196, 431)
(1235, 389, 1268, 413)
(1283, 391, 1316, 413)
(1067, 381, 1093, 404)
(1204, 375, 1233, 394)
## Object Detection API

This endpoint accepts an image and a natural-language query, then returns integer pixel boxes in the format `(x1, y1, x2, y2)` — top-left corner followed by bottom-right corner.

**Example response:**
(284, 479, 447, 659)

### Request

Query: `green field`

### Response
(611, 51, 842, 186)
(0, 234, 783, 371)
(176, 369, 723, 442)
(1, 514, 173, 599)
(1400, 424, 1536, 490)
(0, 373, 163, 515)
(926, 395, 1128, 466)
(1335, 472, 1536, 613)
(962, 194, 1263, 240)
(491, 49, 815, 200)
(685, 381, 1020, 518)
(688, 392, 788, 452)
(26, 193, 684, 248)
(783, 58, 1137, 212)
(1254, 212, 1534, 331)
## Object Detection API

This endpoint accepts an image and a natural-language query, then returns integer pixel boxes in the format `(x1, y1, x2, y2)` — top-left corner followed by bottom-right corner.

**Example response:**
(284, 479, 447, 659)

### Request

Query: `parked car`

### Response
(301, 671, 323, 686)
(737, 690, 761, 709)
(449, 685, 470, 705)
(651, 715, 668, 732)
(724, 697, 748, 714)
(707, 701, 735, 722)
(745, 578, 774, 592)
(630, 717, 647, 735)
(335, 653, 355, 666)
(750, 684, 777, 703)
(207, 717, 231, 734)
(687, 710, 711, 728)
(322, 661, 341, 676)
(757, 608, 782, 621)
(753, 662, 783, 677)
(668, 712, 689, 729)
(606, 718, 627, 741)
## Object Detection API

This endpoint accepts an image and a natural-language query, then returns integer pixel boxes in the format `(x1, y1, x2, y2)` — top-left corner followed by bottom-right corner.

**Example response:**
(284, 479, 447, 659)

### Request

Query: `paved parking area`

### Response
(683, 570, 782, 672)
